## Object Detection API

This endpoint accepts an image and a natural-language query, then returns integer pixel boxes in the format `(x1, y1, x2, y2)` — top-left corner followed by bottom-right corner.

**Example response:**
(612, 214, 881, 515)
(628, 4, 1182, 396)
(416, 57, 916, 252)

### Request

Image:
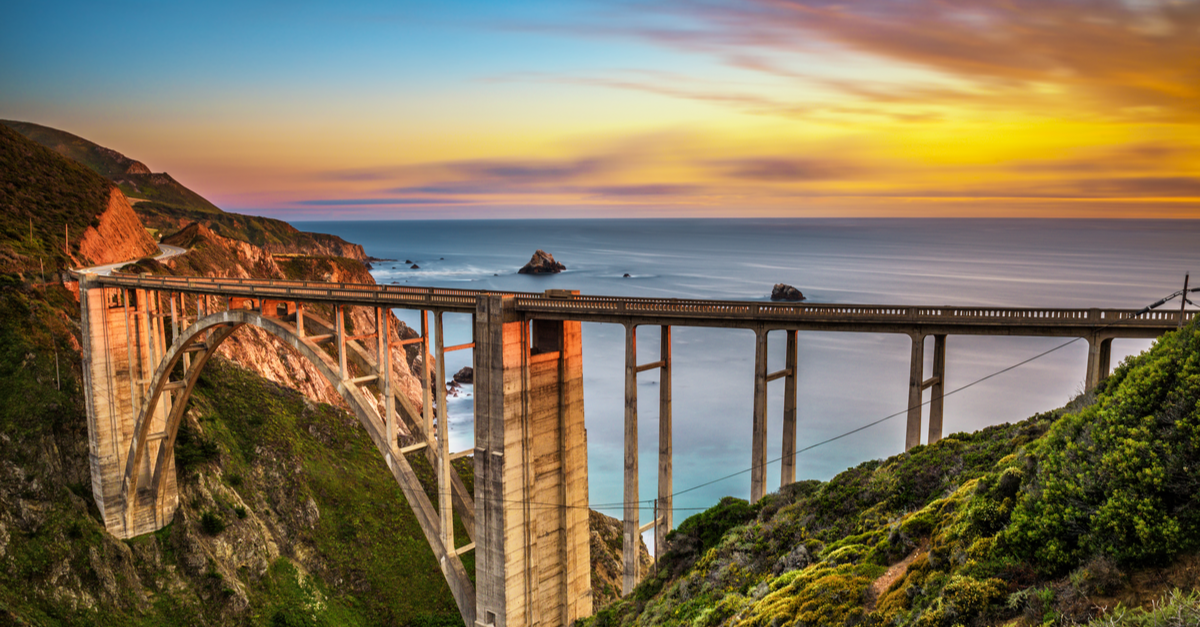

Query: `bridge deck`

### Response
(86, 273, 1186, 337)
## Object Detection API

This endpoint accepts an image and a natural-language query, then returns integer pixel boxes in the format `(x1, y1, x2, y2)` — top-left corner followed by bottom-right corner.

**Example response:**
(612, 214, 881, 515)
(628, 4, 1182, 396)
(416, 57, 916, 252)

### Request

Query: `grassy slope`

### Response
(589, 320, 1200, 627)
(0, 284, 471, 626)
(3, 120, 363, 256)
(0, 125, 113, 276)
(0, 120, 144, 180)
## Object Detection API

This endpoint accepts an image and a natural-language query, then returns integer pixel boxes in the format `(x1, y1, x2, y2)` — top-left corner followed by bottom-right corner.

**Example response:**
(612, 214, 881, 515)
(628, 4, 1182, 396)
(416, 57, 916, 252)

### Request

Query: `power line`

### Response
(422, 287, 1196, 515)
(586, 286, 1197, 510)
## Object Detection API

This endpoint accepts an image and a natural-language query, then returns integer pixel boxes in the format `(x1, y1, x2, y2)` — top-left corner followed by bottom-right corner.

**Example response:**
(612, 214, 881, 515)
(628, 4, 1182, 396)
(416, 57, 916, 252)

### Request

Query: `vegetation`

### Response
(0, 282, 472, 626)
(586, 320, 1200, 626)
(0, 125, 113, 276)
(4, 120, 364, 259)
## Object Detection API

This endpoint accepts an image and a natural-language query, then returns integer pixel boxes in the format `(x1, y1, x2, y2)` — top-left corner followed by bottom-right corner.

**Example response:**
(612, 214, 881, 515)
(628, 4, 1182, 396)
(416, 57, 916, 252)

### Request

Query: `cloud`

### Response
(583, 184, 702, 197)
(713, 157, 862, 181)
(1005, 142, 1190, 175)
(295, 198, 469, 206)
(555, 0, 1200, 122)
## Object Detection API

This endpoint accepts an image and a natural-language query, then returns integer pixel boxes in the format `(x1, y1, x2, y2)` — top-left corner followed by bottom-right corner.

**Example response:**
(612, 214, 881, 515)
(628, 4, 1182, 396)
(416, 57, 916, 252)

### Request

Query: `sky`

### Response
(3, 0, 1199, 219)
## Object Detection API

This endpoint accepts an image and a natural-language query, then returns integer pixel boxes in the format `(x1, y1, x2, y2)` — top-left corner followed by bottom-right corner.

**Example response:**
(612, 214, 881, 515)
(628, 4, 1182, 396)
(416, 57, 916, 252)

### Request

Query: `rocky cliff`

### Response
(74, 188, 159, 267)
(158, 223, 424, 413)
(589, 510, 653, 608)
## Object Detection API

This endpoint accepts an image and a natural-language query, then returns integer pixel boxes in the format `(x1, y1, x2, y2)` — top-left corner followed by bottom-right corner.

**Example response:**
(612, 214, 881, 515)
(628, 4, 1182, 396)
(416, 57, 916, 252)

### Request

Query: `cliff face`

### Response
(589, 510, 653, 609)
(74, 188, 159, 267)
(262, 235, 368, 262)
(159, 223, 425, 414)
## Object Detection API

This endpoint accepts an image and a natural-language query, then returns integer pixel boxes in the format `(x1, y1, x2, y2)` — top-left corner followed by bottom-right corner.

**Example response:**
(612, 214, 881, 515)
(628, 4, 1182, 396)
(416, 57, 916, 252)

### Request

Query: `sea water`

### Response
(299, 218, 1199, 535)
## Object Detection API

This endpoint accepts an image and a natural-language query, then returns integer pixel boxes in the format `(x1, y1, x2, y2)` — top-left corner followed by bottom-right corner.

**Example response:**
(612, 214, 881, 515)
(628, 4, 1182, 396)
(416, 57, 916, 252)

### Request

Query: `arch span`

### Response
(117, 308, 476, 623)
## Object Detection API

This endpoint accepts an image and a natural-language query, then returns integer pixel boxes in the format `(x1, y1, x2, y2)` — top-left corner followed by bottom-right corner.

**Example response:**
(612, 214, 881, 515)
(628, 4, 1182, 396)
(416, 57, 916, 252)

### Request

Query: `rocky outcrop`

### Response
(261, 233, 369, 262)
(590, 510, 652, 609)
(770, 283, 805, 302)
(519, 250, 566, 274)
(452, 367, 473, 385)
(75, 188, 159, 267)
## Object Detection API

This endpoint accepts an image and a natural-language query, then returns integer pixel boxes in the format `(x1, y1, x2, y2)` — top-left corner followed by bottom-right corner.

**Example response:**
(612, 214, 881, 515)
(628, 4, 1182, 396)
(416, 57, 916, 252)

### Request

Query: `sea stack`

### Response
(771, 283, 805, 301)
(519, 249, 566, 274)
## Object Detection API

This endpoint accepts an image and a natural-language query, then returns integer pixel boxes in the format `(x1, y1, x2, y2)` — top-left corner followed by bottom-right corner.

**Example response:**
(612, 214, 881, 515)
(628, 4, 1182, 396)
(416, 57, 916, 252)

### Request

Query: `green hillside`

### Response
(1, 120, 151, 180)
(3, 120, 366, 258)
(0, 125, 113, 277)
(0, 282, 475, 626)
(589, 320, 1200, 627)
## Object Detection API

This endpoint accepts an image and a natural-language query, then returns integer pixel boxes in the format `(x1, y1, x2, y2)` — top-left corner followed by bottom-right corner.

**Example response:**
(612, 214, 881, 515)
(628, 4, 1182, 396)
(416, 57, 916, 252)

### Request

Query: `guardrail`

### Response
(84, 273, 1188, 329)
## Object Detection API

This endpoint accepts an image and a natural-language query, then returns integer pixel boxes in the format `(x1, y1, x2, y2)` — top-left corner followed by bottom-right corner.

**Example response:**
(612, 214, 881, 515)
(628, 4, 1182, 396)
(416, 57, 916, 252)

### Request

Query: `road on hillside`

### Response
(78, 243, 187, 276)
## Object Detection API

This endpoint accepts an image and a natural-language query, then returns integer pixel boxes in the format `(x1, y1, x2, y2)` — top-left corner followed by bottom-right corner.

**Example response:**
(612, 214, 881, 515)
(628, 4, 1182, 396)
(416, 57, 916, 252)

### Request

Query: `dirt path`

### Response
(866, 542, 928, 611)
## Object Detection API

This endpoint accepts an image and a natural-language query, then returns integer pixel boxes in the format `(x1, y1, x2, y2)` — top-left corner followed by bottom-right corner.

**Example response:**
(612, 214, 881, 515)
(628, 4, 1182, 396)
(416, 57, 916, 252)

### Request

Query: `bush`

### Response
(200, 510, 225, 535)
(1002, 322, 1200, 574)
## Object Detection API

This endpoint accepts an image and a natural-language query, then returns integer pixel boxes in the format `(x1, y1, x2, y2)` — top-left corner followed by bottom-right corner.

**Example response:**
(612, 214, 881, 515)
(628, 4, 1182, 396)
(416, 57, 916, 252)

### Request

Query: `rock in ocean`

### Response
(518, 250, 566, 274)
(770, 283, 805, 301)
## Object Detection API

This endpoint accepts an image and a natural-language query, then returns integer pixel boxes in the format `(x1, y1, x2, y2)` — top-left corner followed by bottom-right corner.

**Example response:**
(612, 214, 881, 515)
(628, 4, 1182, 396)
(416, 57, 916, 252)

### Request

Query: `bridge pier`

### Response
(1085, 334, 1114, 391)
(780, 330, 798, 487)
(906, 333, 947, 450)
(752, 329, 800, 500)
(474, 295, 591, 626)
(620, 324, 673, 595)
(80, 277, 178, 537)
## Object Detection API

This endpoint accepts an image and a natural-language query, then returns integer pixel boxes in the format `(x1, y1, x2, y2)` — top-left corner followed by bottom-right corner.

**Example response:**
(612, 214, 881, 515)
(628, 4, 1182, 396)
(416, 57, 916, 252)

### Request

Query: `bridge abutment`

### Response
(474, 295, 592, 626)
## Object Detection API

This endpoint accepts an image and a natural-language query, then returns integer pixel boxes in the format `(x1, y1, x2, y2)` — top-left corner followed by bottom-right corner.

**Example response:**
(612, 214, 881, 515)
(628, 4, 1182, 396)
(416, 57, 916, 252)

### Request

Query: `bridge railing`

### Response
(83, 273, 1187, 329)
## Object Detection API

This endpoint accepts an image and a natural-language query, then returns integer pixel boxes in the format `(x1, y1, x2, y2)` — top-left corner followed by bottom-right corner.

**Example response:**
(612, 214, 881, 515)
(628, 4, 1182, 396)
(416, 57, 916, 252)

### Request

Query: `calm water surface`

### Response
(298, 218, 1199, 543)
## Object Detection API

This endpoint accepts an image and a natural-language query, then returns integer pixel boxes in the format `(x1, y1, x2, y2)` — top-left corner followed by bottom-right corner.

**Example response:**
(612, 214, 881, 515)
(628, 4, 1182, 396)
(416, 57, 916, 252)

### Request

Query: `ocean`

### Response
(299, 218, 1199, 541)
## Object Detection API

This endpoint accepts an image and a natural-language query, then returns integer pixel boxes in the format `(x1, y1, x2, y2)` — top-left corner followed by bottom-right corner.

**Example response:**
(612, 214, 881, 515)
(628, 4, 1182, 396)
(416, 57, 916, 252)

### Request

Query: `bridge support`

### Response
(906, 333, 947, 450)
(751, 329, 800, 500)
(780, 330, 798, 487)
(80, 277, 179, 537)
(620, 324, 673, 595)
(1085, 334, 1114, 391)
(474, 296, 591, 626)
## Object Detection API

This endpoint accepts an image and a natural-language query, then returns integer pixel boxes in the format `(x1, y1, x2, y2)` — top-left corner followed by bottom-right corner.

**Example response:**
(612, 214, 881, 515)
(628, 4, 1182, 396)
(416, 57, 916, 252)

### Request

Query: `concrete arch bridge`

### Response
(77, 273, 1190, 626)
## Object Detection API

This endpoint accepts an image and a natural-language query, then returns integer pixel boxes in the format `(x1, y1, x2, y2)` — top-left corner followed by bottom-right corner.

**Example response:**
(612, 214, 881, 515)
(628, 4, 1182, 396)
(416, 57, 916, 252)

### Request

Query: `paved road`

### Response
(80, 243, 187, 276)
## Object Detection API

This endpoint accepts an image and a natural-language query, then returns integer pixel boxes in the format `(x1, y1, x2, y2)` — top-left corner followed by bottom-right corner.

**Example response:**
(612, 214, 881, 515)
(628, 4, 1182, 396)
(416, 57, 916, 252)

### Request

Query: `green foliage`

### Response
(1086, 589, 1200, 626)
(174, 418, 221, 476)
(0, 124, 112, 275)
(200, 510, 226, 535)
(1002, 321, 1200, 574)
(670, 496, 760, 556)
(589, 324, 1200, 627)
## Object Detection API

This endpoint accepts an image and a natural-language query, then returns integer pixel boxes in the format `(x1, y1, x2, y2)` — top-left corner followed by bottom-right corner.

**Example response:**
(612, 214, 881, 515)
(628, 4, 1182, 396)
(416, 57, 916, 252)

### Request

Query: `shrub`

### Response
(200, 510, 225, 535)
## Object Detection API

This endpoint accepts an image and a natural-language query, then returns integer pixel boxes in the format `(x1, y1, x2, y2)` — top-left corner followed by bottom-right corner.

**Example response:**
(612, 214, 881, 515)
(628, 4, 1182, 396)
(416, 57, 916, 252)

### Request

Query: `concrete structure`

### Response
(78, 273, 1193, 625)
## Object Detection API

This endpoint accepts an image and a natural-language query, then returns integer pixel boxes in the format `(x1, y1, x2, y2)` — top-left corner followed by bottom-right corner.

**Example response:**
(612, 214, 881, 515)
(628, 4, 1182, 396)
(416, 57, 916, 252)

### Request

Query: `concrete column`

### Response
(435, 312, 453, 550)
(780, 330, 798, 487)
(336, 304, 347, 381)
(474, 297, 591, 626)
(422, 310, 433, 437)
(906, 333, 926, 451)
(377, 307, 395, 449)
(656, 325, 672, 556)
(296, 303, 306, 338)
(170, 292, 178, 343)
(1099, 338, 1112, 383)
(623, 323, 639, 596)
(750, 326, 768, 502)
(928, 334, 946, 445)
(1085, 333, 1100, 391)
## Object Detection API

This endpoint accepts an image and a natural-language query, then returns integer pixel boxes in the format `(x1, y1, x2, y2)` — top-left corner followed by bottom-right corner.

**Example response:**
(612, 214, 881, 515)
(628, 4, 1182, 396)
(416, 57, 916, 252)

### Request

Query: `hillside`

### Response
(0, 125, 157, 276)
(587, 320, 1200, 626)
(0, 121, 652, 625)
(1, 120, 368, 261)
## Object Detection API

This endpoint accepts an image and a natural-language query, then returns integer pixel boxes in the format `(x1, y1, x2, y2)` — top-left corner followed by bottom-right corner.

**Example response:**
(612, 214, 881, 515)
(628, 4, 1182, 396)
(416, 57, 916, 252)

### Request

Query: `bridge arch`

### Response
(117, 308, 477, 622)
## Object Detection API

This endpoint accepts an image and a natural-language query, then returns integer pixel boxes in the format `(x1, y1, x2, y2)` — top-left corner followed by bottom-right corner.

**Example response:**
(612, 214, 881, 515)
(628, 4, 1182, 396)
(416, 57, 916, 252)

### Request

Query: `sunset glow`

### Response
(4, 0, 1198, 218)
